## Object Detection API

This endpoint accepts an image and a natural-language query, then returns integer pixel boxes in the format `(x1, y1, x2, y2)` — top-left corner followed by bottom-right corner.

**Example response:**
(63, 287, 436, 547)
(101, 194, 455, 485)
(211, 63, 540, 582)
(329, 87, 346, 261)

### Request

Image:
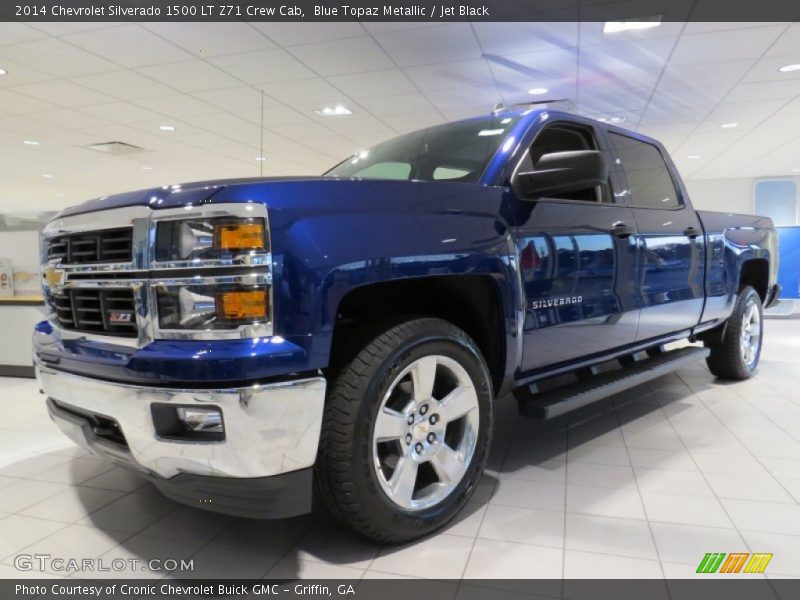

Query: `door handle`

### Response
(684, 226, 700, 239)
(611, 221, 635, 239)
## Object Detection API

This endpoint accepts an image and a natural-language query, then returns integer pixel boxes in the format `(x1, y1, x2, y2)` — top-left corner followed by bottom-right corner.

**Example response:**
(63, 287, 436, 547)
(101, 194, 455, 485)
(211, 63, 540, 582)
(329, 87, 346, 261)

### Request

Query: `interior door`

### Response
(512, 122, 641, 373)
(606, 132, 705, 341)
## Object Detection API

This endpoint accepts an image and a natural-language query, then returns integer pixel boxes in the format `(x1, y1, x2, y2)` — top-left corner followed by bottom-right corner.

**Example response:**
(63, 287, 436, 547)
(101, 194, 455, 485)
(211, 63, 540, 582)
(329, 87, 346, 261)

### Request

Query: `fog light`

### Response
(177, 407, 223, 432)
(151, 404, 225, 441)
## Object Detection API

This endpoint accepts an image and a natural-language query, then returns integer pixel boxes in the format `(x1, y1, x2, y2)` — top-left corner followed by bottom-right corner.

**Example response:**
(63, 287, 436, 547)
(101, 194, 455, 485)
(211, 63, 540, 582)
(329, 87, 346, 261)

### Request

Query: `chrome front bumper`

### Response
(36, 365, 326, 480)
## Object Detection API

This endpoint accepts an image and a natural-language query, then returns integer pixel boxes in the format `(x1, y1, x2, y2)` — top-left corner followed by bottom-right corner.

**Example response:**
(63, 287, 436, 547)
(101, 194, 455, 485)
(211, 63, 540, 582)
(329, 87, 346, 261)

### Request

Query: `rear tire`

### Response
(705, 285, 763, 380)
(314, 318, 493, 543)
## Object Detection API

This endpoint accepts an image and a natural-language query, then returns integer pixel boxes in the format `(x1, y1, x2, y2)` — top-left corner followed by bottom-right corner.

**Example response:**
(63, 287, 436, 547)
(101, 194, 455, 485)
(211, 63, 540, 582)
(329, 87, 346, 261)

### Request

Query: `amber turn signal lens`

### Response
(217, 290, 268, 321)
(215, 222, 265, 251)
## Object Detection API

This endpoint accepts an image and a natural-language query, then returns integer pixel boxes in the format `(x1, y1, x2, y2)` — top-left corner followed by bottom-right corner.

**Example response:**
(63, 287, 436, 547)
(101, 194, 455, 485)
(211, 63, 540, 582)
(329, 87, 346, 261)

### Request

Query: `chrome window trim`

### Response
(40, 202, 273, 347)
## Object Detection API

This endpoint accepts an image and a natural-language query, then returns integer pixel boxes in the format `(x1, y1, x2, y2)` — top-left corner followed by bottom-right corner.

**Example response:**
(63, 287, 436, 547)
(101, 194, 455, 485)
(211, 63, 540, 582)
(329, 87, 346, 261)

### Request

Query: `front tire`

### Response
(314, 318, 493, 543)
(705, 285, 763, 380)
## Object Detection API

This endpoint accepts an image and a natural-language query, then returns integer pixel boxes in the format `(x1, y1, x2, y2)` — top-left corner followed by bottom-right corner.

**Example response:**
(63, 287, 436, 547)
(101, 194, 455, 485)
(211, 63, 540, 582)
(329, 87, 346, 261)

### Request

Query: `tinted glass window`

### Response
(326, 115, 519, 183)
(609, 133, 680, 209)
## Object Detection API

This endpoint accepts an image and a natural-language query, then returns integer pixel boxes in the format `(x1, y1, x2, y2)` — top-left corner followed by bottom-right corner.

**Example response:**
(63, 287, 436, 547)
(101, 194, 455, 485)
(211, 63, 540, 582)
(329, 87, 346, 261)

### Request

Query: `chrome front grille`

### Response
(50, 288, 138, 338)
(47, 228, 133, 264)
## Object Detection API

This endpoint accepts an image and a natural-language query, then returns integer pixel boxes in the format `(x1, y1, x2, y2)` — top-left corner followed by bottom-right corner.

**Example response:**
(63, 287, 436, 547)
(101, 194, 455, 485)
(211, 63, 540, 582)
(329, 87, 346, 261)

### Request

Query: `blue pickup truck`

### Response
(34, 107, 779, 542)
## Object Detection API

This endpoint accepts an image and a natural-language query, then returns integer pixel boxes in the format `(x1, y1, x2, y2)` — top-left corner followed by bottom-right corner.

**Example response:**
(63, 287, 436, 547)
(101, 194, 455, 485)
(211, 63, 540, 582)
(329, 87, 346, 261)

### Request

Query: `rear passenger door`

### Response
(606, 132, 705, 341)
(512, 121, 641, 373)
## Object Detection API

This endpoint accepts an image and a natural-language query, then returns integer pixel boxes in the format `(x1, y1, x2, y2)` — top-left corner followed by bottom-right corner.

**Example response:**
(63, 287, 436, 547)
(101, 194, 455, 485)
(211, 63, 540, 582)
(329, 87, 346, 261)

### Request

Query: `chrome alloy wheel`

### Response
(740, 298, 762, 369)
(372, 355, 480, 511)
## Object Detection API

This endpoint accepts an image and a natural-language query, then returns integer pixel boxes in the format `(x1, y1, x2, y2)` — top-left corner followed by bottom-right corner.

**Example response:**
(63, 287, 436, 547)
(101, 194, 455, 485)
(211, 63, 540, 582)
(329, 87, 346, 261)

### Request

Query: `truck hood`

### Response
(56, 176, 329, 218)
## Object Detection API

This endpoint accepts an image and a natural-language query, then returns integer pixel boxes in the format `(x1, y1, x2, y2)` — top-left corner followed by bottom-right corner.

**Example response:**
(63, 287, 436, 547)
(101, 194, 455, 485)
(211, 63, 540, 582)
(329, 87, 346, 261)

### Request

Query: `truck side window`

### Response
(521, 123, 610, 203)
(608, 133, 681, 209)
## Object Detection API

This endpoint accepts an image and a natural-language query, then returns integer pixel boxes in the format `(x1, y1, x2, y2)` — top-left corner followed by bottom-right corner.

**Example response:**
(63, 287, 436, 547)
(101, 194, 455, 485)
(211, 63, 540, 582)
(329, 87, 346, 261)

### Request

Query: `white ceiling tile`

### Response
(13, 80, 114, 108)
(725, 79, 800, 102)
(79, 102, 162, 124)
(135, 60, 241, 92)
(669, 26, 786, 65)
(0, 58, 52, 87)
(579, 21, 686, 47)
(425, 87, 503, 111)
(0, 38, 118, 77)
(133, 94, 218, 118)
(72, 70, 176, 100)
(193, 86, 264, 110)
(358, 93, 436, 116)
(765, 23, 800, 57)
(374, 24, 482, 67)
(259, 78, 352, 110)
(0, 89, 58, 114)
(0, 23, 49, 46)
(208, 48, 315, 84)
(742, 56, 800, 83)
(487, 48, 578, 84)
(286, 37, 394, 76)
(252, 22, 365, 46)
(63, 25, 193, 68)
(28, 109, 112, 130)
(656, 59, 755, 91)
(142, 23, 274, 57)
(473, 22, 578, 56)
(326, 69, 418, 99)
(404, 60, 495, 92)
(26, 23, 119, 36)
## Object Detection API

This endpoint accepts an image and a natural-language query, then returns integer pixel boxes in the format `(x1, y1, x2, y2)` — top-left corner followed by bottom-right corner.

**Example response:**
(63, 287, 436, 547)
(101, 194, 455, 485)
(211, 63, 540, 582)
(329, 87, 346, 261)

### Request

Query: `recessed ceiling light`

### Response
(159, 125, 176, 131)
(792, 168, 800, 172)
(255, 156, 266, 161)
(315, 105, 352, 117)
(141, 165, 153, 170)
(687, 155, 701, 159)
(0, 67, 6, 76)
(42, 173, 54, 178)
(528, 87, 549, 95)
(603, 17, 662, 34)
(23, 139, 40, 145)
(778, 63, 800, 73)
(721, 122, 739, 128)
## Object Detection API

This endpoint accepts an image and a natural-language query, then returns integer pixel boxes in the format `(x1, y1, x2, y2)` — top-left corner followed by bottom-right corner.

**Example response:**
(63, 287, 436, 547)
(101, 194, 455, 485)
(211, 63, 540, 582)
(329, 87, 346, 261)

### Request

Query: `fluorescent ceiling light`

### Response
(687, 155, 701, 159)
(0, 67, 6, 76)
(23, 139, 39, 145)
(528, 87, 549, 95)
(42, 173, 54, 178)
(255, 156, 266, 161)
(792, 168, 800, 172)
(315, 105, 352, 116)
(141, 165, 153, 170)
(721, 122, 739, 128)
(159, 125, 176, 131)
(778, 64, 800, 73)
(604, 17, 662, 34)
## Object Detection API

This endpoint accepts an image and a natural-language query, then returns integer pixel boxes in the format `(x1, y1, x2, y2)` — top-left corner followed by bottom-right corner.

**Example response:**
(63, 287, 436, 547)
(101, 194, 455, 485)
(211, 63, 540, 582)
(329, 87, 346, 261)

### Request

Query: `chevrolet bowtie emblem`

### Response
(43, 266, 65, 289)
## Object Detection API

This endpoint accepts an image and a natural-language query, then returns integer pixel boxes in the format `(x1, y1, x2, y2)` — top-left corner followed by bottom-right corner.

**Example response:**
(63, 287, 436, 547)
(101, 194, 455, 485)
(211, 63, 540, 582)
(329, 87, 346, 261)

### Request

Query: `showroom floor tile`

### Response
(1, 319, 799, 580)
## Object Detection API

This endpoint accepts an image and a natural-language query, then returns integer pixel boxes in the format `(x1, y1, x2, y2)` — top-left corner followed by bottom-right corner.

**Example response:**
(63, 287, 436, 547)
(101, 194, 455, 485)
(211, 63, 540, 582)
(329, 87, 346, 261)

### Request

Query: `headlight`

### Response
(156, 284, 270, 330)
(154, 217, 268, 262)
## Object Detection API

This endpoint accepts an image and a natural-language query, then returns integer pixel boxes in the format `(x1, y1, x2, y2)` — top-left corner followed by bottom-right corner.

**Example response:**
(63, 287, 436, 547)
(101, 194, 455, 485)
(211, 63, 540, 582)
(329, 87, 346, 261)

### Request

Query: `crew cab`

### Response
(34, 107, 779, 542)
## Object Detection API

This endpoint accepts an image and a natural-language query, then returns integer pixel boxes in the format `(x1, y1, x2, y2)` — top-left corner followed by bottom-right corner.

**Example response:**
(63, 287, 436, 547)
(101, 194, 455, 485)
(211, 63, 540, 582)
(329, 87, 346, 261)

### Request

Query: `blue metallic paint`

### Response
(35, 108, 778, 388)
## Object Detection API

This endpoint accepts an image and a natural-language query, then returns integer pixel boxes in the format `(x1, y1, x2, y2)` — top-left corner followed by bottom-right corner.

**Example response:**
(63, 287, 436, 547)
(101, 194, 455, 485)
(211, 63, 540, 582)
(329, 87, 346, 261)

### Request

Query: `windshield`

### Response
(325, 115, 520, 183)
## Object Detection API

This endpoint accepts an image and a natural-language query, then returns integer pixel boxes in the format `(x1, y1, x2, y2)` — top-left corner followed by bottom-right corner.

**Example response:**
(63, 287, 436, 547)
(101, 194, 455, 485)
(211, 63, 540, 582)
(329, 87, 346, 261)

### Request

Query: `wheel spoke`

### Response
(374, 408, 408, 442)
(439, 385, 476, 422)
(411, 356, 438, 402)
(388, 456, 418, 504)
(430, 445, 467, 484)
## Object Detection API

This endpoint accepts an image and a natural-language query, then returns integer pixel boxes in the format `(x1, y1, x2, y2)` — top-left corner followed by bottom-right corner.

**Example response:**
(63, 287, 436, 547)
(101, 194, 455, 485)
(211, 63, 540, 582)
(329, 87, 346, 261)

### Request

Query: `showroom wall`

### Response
(686, 177, 800, 223)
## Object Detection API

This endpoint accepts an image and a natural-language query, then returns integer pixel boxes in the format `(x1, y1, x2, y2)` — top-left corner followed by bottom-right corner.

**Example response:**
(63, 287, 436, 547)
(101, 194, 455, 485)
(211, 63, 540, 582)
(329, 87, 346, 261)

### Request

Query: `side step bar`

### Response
(514, 346, 710, 420)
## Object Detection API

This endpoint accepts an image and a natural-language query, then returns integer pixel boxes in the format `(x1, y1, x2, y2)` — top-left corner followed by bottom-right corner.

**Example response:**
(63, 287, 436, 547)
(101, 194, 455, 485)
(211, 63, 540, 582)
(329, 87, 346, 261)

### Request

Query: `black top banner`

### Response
(2, 0, 800, 22)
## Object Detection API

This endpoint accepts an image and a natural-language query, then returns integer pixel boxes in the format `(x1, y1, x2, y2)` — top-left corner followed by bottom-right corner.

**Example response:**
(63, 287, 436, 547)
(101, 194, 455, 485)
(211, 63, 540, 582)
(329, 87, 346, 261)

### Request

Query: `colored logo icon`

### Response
(696, 553, 773, 574)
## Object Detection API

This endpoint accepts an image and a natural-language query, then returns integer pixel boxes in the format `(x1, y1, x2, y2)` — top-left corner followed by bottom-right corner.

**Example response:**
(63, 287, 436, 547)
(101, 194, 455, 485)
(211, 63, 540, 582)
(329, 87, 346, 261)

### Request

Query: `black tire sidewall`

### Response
(348, 325, 493, 537)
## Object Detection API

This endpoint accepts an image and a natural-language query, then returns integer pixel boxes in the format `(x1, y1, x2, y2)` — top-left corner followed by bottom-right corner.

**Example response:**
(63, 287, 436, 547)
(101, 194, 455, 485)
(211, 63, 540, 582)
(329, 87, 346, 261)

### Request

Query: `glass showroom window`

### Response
(754, 179, 797, 225)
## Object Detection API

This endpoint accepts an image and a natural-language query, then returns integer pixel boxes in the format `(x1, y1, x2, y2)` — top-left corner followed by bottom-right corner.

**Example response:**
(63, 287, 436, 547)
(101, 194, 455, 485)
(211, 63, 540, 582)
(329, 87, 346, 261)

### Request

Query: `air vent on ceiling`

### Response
(85, 141, 146, 156)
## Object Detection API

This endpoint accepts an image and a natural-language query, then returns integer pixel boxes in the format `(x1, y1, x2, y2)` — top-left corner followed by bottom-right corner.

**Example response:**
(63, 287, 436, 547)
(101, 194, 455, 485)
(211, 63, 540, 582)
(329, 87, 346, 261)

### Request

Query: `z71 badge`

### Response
(531, 296, 583, 310)
(109, 312, 133, 324)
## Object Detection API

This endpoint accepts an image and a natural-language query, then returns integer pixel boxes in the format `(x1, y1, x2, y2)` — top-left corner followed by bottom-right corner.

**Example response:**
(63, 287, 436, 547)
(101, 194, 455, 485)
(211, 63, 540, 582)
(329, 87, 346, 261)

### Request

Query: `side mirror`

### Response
(516, 150, 608, 199)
